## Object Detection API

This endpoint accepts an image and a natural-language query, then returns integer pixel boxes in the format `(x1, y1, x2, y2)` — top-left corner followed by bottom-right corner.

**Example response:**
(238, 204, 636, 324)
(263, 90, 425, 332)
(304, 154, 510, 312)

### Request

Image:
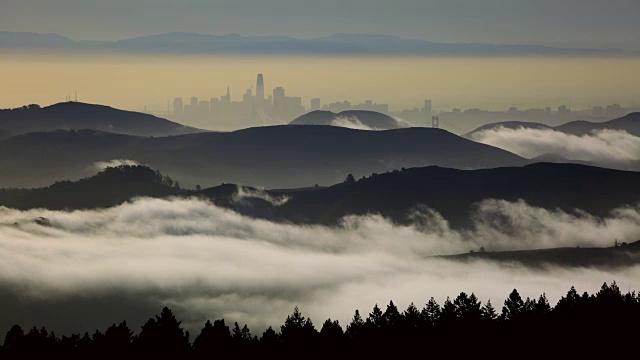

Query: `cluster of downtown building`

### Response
(171, 74, 319, 130)
(170, 74, 403, 130)
(168, 73, 637, 132)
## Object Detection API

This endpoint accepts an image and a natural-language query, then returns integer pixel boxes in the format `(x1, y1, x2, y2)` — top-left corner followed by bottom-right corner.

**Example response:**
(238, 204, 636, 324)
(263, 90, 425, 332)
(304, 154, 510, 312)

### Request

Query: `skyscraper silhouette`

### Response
(273, 87, 285, 120)
(173, 97, 183, 118)
(256, 74, 264, 109)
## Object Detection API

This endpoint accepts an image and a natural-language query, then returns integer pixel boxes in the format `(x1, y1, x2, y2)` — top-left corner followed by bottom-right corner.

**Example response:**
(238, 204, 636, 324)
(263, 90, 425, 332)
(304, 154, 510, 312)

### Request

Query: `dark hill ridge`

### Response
(465, 112, 640, 138)
(0, 125, 526, 188)
(464, 121, 553, 136)
(3, 162, 640, 234)
(555, 112, 640, 136)
(442, 240, 640, 269)
(290, 110, 405, 130)
(0, 102, 205, 138)
(197, 162, 640, 229)
(0, 165, 179, 211)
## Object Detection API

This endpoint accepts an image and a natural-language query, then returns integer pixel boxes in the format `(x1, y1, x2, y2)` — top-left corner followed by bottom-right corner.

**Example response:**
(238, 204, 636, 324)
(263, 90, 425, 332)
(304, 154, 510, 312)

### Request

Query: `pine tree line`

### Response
(2, 282, 639, 358)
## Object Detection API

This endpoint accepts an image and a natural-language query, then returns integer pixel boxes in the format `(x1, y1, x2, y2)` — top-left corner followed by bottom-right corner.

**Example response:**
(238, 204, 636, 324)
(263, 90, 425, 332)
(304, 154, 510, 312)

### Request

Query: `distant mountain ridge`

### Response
(0, 102, 205, 138)
(1, 31, 635, 55)
(0, 31, 75, 47)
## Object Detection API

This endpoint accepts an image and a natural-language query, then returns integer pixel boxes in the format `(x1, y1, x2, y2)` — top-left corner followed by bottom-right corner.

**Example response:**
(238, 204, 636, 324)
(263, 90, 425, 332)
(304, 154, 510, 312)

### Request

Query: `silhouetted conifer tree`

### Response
(481, 300, 498, 321)
(534, 293, 551, 316)
(280, 307, 317, 344)
(383, 300, 401, 327)
(502, 289, 525, 321)
(135, 307, 190, 355)
(403, 303, 421, 329)
(3, 325, 24, 353)
(421, 297, 441, 325)
(194, 319, 232, 355)
(320, 319, 343, 341)
(366, 304, 384, 328)
(345, 310, 365, 338)
(440, 297, 457, 324)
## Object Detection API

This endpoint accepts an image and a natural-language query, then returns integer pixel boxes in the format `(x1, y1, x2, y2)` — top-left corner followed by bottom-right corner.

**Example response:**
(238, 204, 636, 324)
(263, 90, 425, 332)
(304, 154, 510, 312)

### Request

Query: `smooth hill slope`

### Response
(0, 102, 204, 138)
(0, 125, 526, 188)
(465, 112, 640, 138)
(290, 110, 405, 129)
(463, 121, 553, 137)
(555, 112, 640, 136)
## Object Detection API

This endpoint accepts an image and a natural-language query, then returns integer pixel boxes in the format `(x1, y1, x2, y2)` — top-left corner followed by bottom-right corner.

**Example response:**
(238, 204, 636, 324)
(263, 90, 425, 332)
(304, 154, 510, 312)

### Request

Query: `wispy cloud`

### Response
(234, 186, 290, 206)
(91, 159, 141, 172)
(330, 116, 410, 131)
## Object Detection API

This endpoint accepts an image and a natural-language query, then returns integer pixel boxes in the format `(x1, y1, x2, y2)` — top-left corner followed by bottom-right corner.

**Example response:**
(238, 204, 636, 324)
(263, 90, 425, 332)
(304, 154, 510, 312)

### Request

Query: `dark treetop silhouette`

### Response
(1, 282, 638, 358)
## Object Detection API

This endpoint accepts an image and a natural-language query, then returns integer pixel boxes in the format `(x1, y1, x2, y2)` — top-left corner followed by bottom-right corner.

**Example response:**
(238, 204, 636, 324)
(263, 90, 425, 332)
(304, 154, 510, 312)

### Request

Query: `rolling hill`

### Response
(197, 162, 640, 228)
(0, 165, 179, 210)
(0, 102, 204, 138)
(290, 110, 406, 130)
(3, 162, 639, 233)
(465, 112, 640, 138)
(555, 112, 640, 136)
(0, 125, 527, 189)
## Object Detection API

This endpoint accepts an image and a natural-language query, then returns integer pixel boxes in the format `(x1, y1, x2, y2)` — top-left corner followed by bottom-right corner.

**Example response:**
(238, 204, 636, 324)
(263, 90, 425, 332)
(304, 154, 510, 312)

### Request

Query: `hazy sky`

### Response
(3, 0, 640, 50)
(2, 53, 639, 121)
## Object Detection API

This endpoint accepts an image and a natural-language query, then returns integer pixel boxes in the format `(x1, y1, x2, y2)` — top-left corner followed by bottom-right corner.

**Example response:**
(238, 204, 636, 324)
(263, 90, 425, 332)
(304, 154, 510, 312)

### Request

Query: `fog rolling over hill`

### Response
(465, 112, 640, 138)
(555, 112, 640, 136)
(0, 102, 204, 140)
(203, 163, 640, 229)
(4, 162, 639, 233)
(290, 110, 408, 130)
(2, 171, 640, 336)
(465, 112, 640, 171)
(0, 125, 526, 189)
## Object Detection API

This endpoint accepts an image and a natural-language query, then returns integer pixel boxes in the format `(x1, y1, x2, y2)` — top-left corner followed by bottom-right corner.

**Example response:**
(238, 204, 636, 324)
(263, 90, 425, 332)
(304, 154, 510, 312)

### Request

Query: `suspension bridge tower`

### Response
(431, 116, 439, 128)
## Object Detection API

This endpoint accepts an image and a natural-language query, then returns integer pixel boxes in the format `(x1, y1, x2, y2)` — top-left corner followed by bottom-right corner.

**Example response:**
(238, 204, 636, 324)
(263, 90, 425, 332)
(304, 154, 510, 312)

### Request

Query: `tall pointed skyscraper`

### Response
(256, 74, 264, 109)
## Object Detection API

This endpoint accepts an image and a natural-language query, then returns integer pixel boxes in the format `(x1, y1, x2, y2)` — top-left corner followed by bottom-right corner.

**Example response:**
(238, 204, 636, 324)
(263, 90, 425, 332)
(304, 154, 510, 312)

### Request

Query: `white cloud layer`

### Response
(470, 127, 640, 163)
(330, 116, 410, 131)
(0, 197, 639, 334)
(91, 159, 141, 172)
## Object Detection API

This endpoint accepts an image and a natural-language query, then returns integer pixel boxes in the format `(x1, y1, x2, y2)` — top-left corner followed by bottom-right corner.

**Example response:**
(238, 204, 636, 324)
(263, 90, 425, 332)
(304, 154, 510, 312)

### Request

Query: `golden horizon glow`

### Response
(2, 51, 640, 121)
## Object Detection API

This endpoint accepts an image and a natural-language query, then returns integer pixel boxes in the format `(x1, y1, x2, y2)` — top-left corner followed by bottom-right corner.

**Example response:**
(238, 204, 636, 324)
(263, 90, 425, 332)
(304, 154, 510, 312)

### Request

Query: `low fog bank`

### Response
(470, 127, 640, 167)
(0, 197, 639, 335)
(329, 116, 411, 131)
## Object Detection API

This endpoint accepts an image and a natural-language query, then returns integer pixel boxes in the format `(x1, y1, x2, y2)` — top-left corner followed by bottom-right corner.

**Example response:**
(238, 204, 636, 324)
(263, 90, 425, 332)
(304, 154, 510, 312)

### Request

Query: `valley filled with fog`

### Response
(1, 197, 639, 334)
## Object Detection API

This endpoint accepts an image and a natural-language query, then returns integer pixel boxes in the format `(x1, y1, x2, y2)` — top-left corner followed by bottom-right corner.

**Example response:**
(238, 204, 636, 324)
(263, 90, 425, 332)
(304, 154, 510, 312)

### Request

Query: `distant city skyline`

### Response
(159, 73, 638, 133)
(3, 52, 639, 132)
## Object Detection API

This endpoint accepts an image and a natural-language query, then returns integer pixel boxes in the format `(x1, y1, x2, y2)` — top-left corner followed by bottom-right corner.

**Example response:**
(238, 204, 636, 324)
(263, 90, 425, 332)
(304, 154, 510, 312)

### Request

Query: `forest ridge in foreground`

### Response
(1, 282, 638, 357)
